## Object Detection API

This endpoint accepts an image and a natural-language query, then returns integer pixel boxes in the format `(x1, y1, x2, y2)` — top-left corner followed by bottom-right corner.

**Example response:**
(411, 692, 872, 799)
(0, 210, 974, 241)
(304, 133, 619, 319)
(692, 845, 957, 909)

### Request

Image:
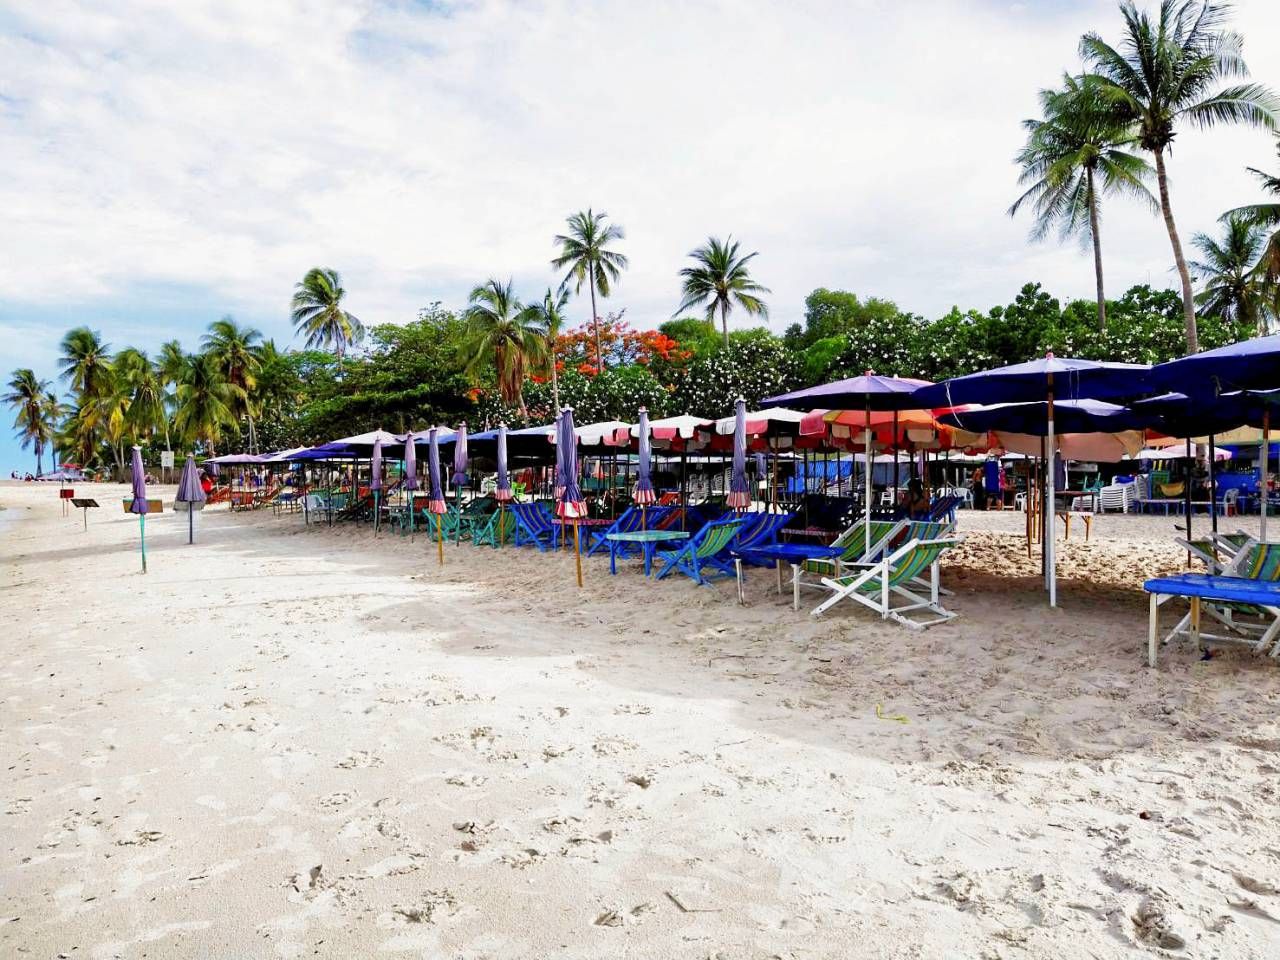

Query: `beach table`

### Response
(552, 517, 610, 550)
(1144, 573, 1280, 667)
(606, 529, 689, 576)
(737, 543, 845, 611)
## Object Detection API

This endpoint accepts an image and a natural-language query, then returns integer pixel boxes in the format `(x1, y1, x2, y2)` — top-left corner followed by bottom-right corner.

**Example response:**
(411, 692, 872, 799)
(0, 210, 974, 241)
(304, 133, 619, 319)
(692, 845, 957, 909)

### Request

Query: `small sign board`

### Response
(71, 498, 99, 529)
(160, 450, 175, 469)
(59, 488, 75, 499)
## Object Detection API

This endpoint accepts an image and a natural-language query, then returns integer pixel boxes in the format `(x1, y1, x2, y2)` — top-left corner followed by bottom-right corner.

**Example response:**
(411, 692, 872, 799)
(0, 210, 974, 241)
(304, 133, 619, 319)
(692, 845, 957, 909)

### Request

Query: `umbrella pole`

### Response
(1184, 438, 1193, 566)
(374, 490, 380, 536)
(1262, 410, 1271, 541)
(573, 521, 583, 588)
(436, 512, 444, 565)
(680, 448, 687, 531)
(1046, 374, 1057, 607)
(139, 514, 147, 574)
(498, 501, 505, 548)
(892, 410, 900, 506)
(1208, 433, 1219, 544)
(188, 506, 194, 545)
(455, 485, 462, 545)
(864, 398, 872, 547)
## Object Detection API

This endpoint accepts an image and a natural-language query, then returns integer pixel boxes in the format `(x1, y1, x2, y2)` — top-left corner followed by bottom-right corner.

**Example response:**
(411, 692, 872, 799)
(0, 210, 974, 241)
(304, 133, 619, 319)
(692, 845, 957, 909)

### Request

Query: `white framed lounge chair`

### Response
(811, 535, 962, 630)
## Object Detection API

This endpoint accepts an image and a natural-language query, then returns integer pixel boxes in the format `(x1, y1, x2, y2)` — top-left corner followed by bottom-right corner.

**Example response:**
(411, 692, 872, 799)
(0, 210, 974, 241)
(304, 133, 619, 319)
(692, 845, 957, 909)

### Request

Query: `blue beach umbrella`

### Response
(1148, 333, 1280, 395)
(175, 453, 206, 545)
(728, 397, 751, 510)
(129, 445, 149, 573)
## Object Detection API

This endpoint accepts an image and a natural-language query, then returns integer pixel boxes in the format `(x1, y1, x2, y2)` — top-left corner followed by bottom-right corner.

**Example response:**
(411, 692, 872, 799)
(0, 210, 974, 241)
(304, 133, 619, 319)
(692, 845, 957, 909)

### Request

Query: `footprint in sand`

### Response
(336, 750, 383, 769)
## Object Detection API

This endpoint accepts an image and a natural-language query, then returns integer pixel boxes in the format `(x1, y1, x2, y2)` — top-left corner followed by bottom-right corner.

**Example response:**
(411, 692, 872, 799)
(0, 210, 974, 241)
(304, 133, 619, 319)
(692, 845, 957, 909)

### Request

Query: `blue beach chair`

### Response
(653, 516, 745, 585)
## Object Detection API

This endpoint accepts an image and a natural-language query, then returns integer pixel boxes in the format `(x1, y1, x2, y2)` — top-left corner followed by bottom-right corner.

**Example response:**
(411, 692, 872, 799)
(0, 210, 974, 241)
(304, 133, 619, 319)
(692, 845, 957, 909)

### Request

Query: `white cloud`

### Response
(1, 0, 1278, 342)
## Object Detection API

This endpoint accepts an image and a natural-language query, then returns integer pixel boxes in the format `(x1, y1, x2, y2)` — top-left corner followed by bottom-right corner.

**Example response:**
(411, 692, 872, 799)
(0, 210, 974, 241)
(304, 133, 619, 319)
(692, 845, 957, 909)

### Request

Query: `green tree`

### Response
(552, 209, 628, 373)
(1190, 215, 1272, 333)
(115, 348, 170, 450)
(4, 369, 57, 474)
(523, 286, 571, 411)
(462, 279, 546, 417)
(203, 316, 263, 451)
(1224, 137, 1280, 318)
(659, 318, 721, 359)
(1009, 73, 1155, 330)
(291, 267, 365, 361)
(1081, 0, 1279, 351)
(172, 352, 242, 456)
(58, 326, 112, 401)
(671, 333, 797, 415)
(675, 236, 770, 348)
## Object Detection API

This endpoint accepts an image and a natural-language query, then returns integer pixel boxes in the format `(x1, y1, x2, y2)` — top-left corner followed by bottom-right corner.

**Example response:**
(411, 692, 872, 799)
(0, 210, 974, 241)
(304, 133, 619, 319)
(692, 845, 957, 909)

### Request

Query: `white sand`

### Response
(3, 481, 1280, 958)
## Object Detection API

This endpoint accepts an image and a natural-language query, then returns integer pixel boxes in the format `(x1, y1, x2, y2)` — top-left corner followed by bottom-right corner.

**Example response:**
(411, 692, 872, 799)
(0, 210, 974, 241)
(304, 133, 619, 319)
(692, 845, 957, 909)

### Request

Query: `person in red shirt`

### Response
(200, 473, 213, 495)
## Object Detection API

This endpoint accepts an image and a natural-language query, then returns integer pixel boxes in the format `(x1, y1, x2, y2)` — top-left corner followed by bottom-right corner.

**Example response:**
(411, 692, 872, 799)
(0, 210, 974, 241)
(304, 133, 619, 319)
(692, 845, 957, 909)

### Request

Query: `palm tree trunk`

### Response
(588, 265, 603, 373)
(248, 414, 258, 455)
(35, 443, 43, 477)
(551, 356, 560, 412)
(721, 300, 730, 348)
(1086, 167, 1106, 332)
(1153, 147, 1198, 353)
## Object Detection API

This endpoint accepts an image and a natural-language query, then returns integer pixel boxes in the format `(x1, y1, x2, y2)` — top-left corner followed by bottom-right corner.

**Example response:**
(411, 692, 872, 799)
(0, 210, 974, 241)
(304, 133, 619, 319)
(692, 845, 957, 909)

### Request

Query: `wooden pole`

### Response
(436, 512, 444, 565)
(574, 522, 583, 588)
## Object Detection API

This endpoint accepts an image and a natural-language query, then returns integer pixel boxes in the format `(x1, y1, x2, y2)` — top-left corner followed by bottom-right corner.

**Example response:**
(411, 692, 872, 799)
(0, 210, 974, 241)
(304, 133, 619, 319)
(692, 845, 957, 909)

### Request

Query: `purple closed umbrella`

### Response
(494, 423, 513, 502)
(175, 453, 206, 545)
(634, 408, 656, 508)
(129, 445, 149, 572)
(403, 431, 418, 535)
(206, 461, 219, 479)
(371, 437, 383, 535)
(728, 398, 751, 509)
(556, 408, 587, 587)
(451, 422, 469, 544)
(427, 427, 447, 564)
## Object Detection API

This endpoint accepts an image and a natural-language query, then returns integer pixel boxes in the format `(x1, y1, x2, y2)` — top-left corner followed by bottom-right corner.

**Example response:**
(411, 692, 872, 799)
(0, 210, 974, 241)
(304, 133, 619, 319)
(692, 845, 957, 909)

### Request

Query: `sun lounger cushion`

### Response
(1143, 573, 1280, 606)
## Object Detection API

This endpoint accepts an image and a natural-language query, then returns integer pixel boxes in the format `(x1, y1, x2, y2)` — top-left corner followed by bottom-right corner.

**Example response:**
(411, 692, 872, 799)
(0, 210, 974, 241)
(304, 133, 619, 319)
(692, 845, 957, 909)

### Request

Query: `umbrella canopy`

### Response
(1135, 446, 1232, 461)
(370, 439, 383, 492)
(451, 423, 469, 486)
(175, 454, 206, 503)
(556, 408, 588, 519)
(912, 356, 1151, 408)
(1131, 389, 1280, 437)
(284, 443, 359, 461)
(206, 461, 219, 478)
(1148, 333, 1280, 395)
(938, 399, 1148, 435)
(206, 452, 266, 465)
(727, 398, 751, 508)
(634, 408, 656, 505)
(403, 432, 419, 491)
(426, 427, 447, 512)
(129, 445, 148, 514)
(763, 372, 933, 411)
(494, 423, 513, 501)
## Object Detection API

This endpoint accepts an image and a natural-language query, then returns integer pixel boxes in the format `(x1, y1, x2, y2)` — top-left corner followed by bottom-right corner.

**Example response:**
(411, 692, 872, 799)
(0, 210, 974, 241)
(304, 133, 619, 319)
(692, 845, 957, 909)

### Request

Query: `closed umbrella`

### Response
(728, 397, 751, 510)
(556, 408, 588, 587)
(452, 422, 468, 544)
(371, 437, 383, 535)
(634, 408, 656, 529)
(175, 453, 206, 545)
(427, 427, 448, 565)
(403, 431, 418, 536)
(128, 445, 149, 573)
(494, 423, 513, 547)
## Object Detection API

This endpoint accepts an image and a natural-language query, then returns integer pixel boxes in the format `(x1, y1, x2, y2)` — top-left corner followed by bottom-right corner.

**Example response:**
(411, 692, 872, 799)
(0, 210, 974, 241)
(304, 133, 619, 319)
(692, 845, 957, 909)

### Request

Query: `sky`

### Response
(2, 0, 1278, 472)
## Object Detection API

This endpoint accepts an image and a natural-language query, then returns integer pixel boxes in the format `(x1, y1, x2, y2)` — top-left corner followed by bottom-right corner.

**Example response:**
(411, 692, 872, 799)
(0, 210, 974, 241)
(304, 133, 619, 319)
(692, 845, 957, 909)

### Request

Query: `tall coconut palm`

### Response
(115, 348, 170, 448)
(674, 236, 770, 347)
(291, 267, 364, 362)
(202, 316, 263, 451)
(522, 286, 571, 411)
(1010, 73, 1156, 330)
(172, 352, 242, 457)
(1081, 0, 1279, 352)
(462, 278, 546, 418)
(1190, 215, 1272, 333)
(1225, 137, 1280, 306)
(552, 209, 628, 372)
(4, 369, 57, 474)
(58, 326, 112, 401)
(94, 366, 132, 478)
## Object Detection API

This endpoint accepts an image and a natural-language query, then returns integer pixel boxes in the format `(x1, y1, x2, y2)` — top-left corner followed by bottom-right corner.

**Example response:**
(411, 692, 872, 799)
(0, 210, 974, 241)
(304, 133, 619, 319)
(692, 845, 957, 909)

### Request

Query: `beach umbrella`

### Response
(175, 453, 206, 545)
(634, 408, 656, 528)
(403, 431, 418, 536)
(728, 398, 751, 510)
(556, 408, 588, 588)
(1149, 333, 1280, 395)
(451, 422, 468, 544)
(128, 445, 149, 573)
(493, 423, 513, 547)
(371, 437, 383, 536)
(917, 354, 1150, 607)
(427, 427, 448, 565)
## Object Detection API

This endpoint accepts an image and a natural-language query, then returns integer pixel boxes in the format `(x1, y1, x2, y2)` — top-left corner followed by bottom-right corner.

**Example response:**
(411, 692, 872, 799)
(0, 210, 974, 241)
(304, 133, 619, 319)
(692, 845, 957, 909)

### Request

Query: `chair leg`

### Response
(1148, 593, 1159, 668)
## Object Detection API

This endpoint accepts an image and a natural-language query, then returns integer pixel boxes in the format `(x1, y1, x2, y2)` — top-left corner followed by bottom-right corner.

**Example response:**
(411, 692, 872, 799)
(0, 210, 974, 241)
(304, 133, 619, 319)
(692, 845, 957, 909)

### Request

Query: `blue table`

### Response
(1144, 573, 1280, 666)
(737, 543, 846, 610)
(606, 529, 689, 575)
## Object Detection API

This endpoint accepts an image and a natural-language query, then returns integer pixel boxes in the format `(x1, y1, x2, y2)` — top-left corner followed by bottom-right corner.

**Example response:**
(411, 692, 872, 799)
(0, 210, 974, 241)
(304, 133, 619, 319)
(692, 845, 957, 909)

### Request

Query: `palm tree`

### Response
(1010, 73, 1156, 330)
(552, 209, 628, 372)
(4, 369, 57, 474)
(675, 236, 770, 347)
(1081, 0, 1279, 352)
(58, 326, 112, 400)
(1224, 137, 1280, 308)
(461, 278, 546, 418)
(291, 268, 364, 362)
(115, 348, 170, 448)
(1190, 215, 1272, 333)
(172, 352, 242, 457)
(522, 286, 571, 411)
(254, 339, 297, 424)
(202, 316, 263, 451)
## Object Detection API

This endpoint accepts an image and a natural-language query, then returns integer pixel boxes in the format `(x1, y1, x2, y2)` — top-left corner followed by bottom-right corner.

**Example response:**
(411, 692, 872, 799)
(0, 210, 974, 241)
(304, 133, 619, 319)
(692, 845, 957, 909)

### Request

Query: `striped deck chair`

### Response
(1148, 540, 1280, 661)
(812, 536, 963, 629)
(445, 496, 497, 541)
(653, 517, 746, 585)
(926, 495, 962, 524)
(511, 501, 557, 551)
(802, 518, 907, 577)
(472, 504, 517, 548)
(730, 511, 796, 555)
(586, 505, 675, 557)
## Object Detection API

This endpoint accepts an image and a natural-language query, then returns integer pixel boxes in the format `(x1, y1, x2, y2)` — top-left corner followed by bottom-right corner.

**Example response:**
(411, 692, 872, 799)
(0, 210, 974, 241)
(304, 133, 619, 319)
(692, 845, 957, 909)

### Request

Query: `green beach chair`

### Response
(812, 535, 962, 629)
(472, 504, 517, 547)
(801, 518, 906, 576)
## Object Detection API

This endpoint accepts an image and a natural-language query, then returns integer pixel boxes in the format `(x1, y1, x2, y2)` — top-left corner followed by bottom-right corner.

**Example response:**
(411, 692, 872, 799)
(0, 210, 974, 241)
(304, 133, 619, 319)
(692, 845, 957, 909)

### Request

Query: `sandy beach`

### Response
(4, 481, 1280, 958)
